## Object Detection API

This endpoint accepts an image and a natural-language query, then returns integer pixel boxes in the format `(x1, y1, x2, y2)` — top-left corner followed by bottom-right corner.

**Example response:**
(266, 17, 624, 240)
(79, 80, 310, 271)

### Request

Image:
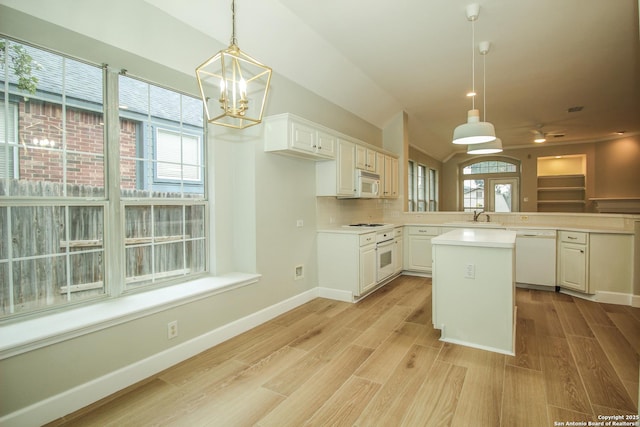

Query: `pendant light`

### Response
(196, 0, 272, 129)
(452, 4, 496, 145)
(467, 138, 503, 154)
(468, 40, 502, 154)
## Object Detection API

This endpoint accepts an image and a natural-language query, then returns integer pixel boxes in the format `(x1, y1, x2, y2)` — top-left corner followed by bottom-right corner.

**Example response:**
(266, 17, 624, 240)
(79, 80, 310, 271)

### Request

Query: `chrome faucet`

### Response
(473, 210, 490, 222)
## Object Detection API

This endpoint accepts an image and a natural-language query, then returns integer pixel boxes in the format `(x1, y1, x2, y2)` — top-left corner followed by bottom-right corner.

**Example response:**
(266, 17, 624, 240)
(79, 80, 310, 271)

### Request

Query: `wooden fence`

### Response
(0, 180, 206, 317)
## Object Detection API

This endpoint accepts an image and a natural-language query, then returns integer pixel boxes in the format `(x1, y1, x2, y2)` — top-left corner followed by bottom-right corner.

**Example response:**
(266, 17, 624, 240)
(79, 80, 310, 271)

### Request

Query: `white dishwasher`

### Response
(511, 229, 557, 290)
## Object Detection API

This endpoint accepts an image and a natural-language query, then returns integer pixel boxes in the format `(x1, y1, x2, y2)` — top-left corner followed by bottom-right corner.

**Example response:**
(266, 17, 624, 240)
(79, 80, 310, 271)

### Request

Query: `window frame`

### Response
(459, 157, 521, 212)
(408, 159, 439, 212)
(0, 37, 209, 321)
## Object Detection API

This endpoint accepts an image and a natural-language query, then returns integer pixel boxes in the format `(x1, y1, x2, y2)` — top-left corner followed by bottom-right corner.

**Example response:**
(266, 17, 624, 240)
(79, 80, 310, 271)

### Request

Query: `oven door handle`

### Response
(376, 239, 394, 248)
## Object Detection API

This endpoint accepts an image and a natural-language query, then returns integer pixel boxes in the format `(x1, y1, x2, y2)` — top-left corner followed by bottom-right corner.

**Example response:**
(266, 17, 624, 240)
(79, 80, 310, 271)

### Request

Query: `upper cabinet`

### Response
(264, 113, 398, 198)
(355, 145, 376, 172)
(380, 155, 399, 198)
(264, 113, 336, 160)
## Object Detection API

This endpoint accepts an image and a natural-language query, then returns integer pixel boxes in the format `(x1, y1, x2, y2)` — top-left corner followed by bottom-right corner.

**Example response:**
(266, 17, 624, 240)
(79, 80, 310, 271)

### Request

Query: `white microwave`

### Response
(354, 170, 380, 198)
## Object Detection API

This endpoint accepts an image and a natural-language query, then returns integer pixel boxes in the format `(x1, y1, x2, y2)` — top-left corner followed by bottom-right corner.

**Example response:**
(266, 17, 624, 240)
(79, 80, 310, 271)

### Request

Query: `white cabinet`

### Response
(316, 139, 356, 197)
(404, 226, 439, 274)
(393, 227, 403, 274)
(318, 231, 378, 300)
(380, 154, 399, 198)
(355, 145, 376, 171)
(557, 231, 589, 292)
(557, 230, 633, 296)
(264, 113, 336, 160)
(359, 241, 377, 295)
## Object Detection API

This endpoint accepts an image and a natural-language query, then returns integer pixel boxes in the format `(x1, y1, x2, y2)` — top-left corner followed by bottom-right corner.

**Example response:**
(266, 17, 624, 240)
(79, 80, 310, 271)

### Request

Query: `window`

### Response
(0, 38, 207, 319)
(408, 160, 438, 212)
(118, 75, 206, 291)
(460, 158, 520, 212)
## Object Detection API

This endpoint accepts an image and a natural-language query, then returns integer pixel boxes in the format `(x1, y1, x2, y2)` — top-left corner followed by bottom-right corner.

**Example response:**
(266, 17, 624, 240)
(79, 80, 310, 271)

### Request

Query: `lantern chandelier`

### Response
(196, 0, 272, 129)
(452, 3, 496, 145)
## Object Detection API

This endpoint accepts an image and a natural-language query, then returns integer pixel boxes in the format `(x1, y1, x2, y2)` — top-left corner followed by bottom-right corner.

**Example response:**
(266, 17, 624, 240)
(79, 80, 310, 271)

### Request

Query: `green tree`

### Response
(0, 40, 41, 94)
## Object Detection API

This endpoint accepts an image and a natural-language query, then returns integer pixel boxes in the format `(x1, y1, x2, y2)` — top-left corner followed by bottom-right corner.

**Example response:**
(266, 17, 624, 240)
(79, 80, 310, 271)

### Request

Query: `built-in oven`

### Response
(376, 229, 396, 282)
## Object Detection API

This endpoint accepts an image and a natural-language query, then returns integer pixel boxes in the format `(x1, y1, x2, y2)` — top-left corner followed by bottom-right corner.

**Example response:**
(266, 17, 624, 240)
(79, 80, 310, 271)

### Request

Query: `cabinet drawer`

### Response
(394, 227, 403, 237)
(407, 226, 439, 236)
(559, 231, 587, 244)
(359, 232, 376, 246)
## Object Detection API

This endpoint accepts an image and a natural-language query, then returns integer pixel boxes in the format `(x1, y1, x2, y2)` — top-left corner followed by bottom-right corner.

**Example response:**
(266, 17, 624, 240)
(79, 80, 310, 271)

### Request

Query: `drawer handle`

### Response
(580, 250, 584, 253)
(568, 236, 578, 240)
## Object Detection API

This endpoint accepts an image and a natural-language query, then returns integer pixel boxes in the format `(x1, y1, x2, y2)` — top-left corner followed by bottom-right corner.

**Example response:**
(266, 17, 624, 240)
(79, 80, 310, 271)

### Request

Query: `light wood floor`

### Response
(48, 276, 640, 426)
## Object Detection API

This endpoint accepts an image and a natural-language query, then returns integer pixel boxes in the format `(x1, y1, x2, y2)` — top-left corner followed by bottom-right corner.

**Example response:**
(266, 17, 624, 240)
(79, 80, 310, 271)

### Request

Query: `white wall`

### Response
(0, 2, 385, 423)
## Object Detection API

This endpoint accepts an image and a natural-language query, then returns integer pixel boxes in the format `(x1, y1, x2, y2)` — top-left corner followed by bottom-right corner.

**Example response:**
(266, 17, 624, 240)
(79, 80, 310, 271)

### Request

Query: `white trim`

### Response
(595, 291, 634, 306)
(0, 273, 261, 360)
(632, 294, 640, 308)
(317, 287, 353, 302)
(0, 286, 318, 427)
(438, 337, 515, 356)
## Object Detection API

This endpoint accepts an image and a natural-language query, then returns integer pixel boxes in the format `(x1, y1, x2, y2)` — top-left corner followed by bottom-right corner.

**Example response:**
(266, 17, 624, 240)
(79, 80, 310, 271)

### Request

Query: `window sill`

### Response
(0, 272, 261, 360)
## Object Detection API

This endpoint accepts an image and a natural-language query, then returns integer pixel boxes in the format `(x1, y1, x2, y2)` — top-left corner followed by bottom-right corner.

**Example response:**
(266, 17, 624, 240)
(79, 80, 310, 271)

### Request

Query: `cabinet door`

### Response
(290, 121, 316, 153)
(359, 244, 377, 295)
(382, 155, 393, 197)
(394, 237, 403, 274)
(407, 235, 433, 272)
(390, 157, 398, 198)
(317, 130, 336, 158)
(355, 145, 367, 170)
(337, 140, 356, 196)
(365, 149, 376, 172)
(559, 243, 587, 291)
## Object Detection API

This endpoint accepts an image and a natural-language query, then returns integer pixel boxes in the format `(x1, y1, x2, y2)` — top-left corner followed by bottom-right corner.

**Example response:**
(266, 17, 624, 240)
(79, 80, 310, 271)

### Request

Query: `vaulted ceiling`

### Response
(11, 0, 640, 161)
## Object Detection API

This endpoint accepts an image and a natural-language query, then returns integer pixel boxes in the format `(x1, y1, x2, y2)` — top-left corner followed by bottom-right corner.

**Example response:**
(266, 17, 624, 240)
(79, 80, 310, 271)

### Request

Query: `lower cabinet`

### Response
(359, 242, 377, 295)
(404, 226, 440, 274)
(318, 231, 378, 299)
(393, 227, 403, 275)
(557, 231, 589, 292)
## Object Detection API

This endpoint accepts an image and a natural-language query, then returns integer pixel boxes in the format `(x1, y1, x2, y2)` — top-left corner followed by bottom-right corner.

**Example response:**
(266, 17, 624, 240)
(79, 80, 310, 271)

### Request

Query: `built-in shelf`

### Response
(589, 198, 640, 214)
(537, 174, 586, 213)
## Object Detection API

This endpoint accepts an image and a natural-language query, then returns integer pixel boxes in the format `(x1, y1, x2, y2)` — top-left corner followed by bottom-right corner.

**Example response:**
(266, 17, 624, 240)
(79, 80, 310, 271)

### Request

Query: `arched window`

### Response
(459, 157, 521, 212)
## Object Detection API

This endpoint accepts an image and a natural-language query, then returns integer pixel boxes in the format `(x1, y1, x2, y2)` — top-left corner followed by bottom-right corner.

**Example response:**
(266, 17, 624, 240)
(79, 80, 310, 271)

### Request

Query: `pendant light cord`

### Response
(483, 49, 486, 121)
(471, 18, 475, 110)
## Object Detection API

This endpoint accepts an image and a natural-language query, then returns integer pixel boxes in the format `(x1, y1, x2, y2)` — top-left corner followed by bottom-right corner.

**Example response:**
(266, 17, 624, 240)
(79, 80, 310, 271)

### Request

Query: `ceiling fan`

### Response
(531, 124, 566, 143)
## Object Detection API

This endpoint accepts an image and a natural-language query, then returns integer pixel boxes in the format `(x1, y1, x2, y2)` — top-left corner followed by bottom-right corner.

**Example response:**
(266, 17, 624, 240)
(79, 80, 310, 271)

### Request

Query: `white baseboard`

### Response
(595, 291, 633, 306)
(0, 288, 318, 427)
(632, 295, 640, 308)
(317, 287, 353, 302)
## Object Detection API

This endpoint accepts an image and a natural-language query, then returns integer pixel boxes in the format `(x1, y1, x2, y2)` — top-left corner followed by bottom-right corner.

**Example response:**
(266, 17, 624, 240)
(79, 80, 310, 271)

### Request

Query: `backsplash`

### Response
(315, 195, 639, 231)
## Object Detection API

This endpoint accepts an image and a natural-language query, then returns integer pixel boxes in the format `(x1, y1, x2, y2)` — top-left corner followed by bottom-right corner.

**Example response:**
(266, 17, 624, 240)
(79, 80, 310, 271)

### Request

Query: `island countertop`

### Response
(432, 228, 516, 249)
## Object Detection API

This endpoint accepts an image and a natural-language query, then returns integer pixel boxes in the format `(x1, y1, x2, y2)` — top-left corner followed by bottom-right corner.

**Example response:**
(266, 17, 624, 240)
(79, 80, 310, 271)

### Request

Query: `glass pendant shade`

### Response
(452, 109, 496, 144)
(467, 137, 503, 154)
(196, 44, 272, 129)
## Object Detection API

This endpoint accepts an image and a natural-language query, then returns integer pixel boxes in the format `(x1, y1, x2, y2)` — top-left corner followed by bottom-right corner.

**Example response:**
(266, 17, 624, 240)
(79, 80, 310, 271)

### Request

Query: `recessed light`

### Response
(615, 130, 626, 135)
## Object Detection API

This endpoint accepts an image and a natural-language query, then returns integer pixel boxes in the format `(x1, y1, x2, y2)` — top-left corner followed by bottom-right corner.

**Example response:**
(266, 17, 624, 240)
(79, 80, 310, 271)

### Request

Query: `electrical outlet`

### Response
(520, 215, 529, 222)
(167, 320, 178, 339)
(294, 264, 304, 280)
(296, 219, 304, 227)
(464, 264, 475, 279)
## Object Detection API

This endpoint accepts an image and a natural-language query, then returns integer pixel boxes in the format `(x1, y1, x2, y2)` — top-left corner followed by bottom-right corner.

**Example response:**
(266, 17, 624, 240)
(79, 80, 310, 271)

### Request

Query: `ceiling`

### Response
(153, 0, 639, 160)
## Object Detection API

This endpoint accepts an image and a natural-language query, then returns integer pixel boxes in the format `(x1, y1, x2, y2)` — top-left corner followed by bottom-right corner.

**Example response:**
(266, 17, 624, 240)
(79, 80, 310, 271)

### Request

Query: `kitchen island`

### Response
(431, 228, 517, 355)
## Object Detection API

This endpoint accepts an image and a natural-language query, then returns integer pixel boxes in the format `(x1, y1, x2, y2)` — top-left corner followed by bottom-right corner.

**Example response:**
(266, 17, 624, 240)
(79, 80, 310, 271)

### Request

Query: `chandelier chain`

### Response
(230, 0, 238, 46)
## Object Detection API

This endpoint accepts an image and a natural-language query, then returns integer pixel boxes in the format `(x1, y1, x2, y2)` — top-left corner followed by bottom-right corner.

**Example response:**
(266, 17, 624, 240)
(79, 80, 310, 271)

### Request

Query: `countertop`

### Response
(403, 222, 635, 235)
(432, 228, 517, 248)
